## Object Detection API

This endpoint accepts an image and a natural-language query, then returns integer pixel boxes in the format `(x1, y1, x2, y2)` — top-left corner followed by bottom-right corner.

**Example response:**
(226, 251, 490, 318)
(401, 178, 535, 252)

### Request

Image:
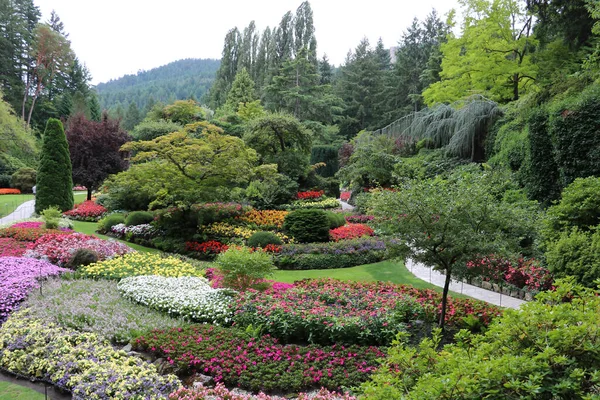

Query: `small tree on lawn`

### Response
(66, 113, 131, 201)
(36, 118, 74, 213)
(367, 167, 536, 329)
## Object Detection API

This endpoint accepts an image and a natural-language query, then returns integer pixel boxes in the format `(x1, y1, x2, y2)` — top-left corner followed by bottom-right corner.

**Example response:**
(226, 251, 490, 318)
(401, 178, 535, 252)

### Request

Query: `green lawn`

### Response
(0, 381, 44, 400)
(71, 220, 160, 253)
(0, 194, 34, 217)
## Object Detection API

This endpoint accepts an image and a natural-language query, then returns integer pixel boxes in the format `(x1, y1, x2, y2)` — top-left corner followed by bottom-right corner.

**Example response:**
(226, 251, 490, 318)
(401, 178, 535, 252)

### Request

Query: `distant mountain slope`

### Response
(96, 58, 220, 112)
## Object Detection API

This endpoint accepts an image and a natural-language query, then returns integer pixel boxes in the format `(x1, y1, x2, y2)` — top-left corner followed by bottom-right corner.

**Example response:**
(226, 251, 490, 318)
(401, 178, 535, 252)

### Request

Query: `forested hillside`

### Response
(96, 59, 220, 116)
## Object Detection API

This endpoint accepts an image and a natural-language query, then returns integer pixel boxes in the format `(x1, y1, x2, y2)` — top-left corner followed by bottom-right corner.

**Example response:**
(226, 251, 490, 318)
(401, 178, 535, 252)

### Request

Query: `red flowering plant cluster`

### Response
(296, 190, 324, 200)
(467, 255, 553, 293)
(185, 240, 229, 260)
(340, 191, 351, 201)
(133, 324, 385, 393)
(0, 238, 28, 257)
(233, 279, 502, 347)
(0, 227, 71, 242)
(329, 223, 374, 241)
(0, 188, 21, 195)
(63, 201, 107, 221)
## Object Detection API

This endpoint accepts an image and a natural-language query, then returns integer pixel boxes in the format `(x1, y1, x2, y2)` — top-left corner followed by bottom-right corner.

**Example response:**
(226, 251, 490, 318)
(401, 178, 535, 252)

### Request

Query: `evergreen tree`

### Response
(35, 118, 73, 213)
(238, 21, 257, 73)
(225, 68, 257, 112)
(88, 92, 101, 121)
(56, 93, 73, 120)
(319, 54, 333, 85)
(209, 28, 242, 109)
(122, 101, 142, 130)
(254, 27, 272, 92)
(375, 38, 391, 70)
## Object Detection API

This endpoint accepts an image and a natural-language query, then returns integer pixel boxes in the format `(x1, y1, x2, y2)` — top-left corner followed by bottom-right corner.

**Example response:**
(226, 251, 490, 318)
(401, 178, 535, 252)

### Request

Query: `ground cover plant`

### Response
(0, 309, 181, 399)
(63, 200, 107, 221)
(169, 384, 356, 400)
(0, 226, 71, 242)
(0, 237, 27, 257)
(0, 257, 68, 323)
(329, 223, 374, 241)
(133, 324, 385, 393)
(79, 252, 204, 279)
(233, 279, 502, 346)
(118, 275, 235, 324)
(25, 279, 190, 344)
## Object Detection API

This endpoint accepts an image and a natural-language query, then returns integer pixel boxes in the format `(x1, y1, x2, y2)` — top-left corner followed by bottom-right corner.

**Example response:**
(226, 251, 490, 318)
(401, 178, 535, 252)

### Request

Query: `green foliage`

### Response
(283, 209, 330, 243)
(97, 213, 125, 233)
(360, 279, 600, 399)
(216, 247, 275, 291)
(325, 211, 346, 228)
(162, 99, 205, 125)
(65, 248, 99, 270)
(131, 120, 182, 141)
(236, 100, 265, 122)
(247, 231, 283, 248)
(310, 145, 339, 177)
(35, 119, 73, 213)
(10, 167, 36, 193)
(41, 206, 61, 229)
(124, 211, 154, 227)
(0, 93, 38, 177)
(0, 175, 11, 188)
(245, 171, 299, 210)
(224, 67, 256, 112)
(277, 252, 387, 270)
(546, 228, 600, 287)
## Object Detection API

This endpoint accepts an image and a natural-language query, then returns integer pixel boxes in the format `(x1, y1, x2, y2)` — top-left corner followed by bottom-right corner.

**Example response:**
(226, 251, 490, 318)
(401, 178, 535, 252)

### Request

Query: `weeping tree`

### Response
(372, 95, 502, 162)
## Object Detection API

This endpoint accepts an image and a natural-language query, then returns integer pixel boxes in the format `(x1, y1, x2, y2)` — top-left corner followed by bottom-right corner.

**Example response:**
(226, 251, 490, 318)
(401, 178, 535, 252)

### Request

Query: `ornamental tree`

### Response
(35, 118, 73, 213)
(66, 113, 131, 201)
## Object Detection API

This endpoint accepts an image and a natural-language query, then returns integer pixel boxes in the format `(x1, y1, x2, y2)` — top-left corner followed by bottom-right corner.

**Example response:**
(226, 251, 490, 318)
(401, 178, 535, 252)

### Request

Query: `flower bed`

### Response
(296, 190, 325, 200)
(0, 188, 20, 195)
(276, 238, 389, 270)
(185, 240, 229, 259)
(80, 252, 203, 279)
(0, 309, 181, 399)
(63, 200, 107, 221)
(118, 276, 235, 324)
(0, 238, 27, 257)
(10, 221, 44, 228)
(330, 223, 374, 241)
(0, 257, 68, 323)
(169, 384, 356, 400)
(287, 197, 340, 210)
(25, 232, 133, 266)
(467, 255, 554, 293)
(0, 227, 71, 242)
(204, 222, 293, 243)
(72, 185, 87, 191)
(192, 202, 249, 222)
(233, 279, 503, 346)
(133, 325, 385, 393)
(110, 223, 157, 240)
(25, 279, 190, 344)
(237, 209, 288, 229)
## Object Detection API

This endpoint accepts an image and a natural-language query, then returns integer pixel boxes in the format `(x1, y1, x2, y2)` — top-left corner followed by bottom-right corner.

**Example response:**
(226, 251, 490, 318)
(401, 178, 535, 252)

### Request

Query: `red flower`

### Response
(330, 224, 374, 241)
(296, 190, 325, 200)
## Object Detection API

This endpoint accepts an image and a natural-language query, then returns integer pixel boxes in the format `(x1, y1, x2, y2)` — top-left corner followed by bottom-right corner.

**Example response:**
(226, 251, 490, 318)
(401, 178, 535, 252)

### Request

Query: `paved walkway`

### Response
(338, 199, 354, 210)
(0, 199, 35, 225)
(405, 258, 526, 309)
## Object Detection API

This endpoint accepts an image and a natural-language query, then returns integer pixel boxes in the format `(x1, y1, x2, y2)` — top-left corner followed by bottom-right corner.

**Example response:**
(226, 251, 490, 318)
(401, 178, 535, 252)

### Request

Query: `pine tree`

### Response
(208, 28, 242, 109)
(319, 54, 333, 85)
(123, 101, 142, 130)
(254, 27, 272, 92)
(35, 118, 74, 213)
(225, 68, 257, 112)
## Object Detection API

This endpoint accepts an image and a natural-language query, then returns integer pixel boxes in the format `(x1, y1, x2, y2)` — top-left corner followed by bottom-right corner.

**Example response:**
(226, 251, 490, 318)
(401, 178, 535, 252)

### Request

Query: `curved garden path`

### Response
(0, 199, 35, 225)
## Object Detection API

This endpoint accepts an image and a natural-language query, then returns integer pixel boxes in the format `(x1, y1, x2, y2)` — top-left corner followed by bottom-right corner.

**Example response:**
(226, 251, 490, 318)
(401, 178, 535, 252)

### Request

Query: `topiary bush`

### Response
(65, 248, 100, 270)
(247, 231, 283, 248)
(125, 211, 154, 226)
(326, 211, 346, 229)
(215, 247, 275, 291)
(98, 213, 125, 233)
(10, 167, 36, 193)
(283, 209, 330, 243)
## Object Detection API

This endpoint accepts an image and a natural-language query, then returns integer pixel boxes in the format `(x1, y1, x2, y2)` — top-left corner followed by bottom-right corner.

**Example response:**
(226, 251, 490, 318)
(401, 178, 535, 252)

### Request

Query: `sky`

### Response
(34, 0, 460, 85)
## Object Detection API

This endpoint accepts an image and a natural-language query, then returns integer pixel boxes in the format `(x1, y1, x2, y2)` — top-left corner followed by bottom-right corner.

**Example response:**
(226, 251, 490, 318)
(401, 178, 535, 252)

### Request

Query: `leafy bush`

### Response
(118, 276, 234, 324)
(63, 200, 108, 221)
(65, 248, 99, 270)
(80, 252, 204, 280)
(466, 255, 553, 293)
(25, 279, 190, 344)
(0, 174, 11, 188)
(325, 211, 346, 228)
(10, 167, 36, 193)
(0, 309, 181, 398)
(247, 231, 283, 248)
(215, 247, 275, 291)
(40, 206, 62, 229)
(245, 173, 298, 210)
(134, 325, 384, 393)
(283, 209, 330, 243)
(131, 120, 182, 141)
(97, 213, 125, 233)
(545, 228, 600, 287)
(359, 279, 600, 399)
(125, 210, 155, 226)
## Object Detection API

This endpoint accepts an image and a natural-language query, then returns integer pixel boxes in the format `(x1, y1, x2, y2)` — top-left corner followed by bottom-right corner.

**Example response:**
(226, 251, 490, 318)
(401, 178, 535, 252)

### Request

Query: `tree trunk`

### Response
(438, 269, 452, 330)
(513, 73, 519, 101)
(87, 187, 92, 201)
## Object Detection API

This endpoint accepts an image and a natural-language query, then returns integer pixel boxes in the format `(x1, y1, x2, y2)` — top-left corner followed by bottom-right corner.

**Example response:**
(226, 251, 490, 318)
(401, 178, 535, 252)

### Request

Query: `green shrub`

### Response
(98, 213, 125, 233)
(245, 173, 298, 210)
(215, 247, 275, 291)
(0, 174, 11, 188)
(276, 252, 387, 270)
(283, 209, 330, 243)
(10, 167, 36, 193)
(247, 231, 283, 248)
(65, 248, 99, 270)
(41, 206, 62, 229)
(546, 228, 600, 287)
(125, 211, 154, 226)
(310, 145, 339, 178)
(325, 211, 346, 229)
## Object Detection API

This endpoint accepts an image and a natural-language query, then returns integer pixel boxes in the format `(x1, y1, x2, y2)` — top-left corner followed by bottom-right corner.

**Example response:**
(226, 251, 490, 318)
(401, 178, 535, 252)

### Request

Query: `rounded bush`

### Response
(326, 212, 346, 229)
(10, 168, 36, 193)
(247, 231, 283, 248)
(98, 213, 125, 233)
(125, 211, 154, 226)
(65, 248, 99, 270)
(283, 209, 330, 243)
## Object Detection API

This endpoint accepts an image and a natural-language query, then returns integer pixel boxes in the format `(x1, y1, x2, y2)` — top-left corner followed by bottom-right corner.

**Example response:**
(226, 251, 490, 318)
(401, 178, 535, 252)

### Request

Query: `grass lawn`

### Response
(0, 381, 44, 400)
(71, 220, 160, 254)
(0, 194, 34, 218)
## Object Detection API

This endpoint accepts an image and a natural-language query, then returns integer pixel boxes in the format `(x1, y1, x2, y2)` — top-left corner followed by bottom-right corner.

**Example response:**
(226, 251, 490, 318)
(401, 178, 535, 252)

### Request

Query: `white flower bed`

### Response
(118, 276, 235, 324)
(111, 223, 157, 239)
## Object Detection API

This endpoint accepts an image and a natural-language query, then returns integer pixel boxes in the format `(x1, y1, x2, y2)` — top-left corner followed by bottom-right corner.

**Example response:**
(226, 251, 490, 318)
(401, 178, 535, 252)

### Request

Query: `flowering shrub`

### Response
(134, 325, 385, 393)
(169, 384, 356, 400)
(63, 200, 107, 221)
(234, 279, 502, 346)
(0, 309, 181, 398)
(467, 255, 553, 292)
(0, 227, 71, 242)
(0, 238, 28, 257)
(340, 191, 351, 201)
(110, 223, 157, 240)
(118, 276, 235, 324)
(25, 232, 133, 266)
(296, 190, 325, 200)
(345, 214, 374, 223)
(0, 188, 20, 195)
(238, 209, 288, 229)
(80, 253, 203, 279)
(330, 223, 374, 241)
(10, 221, 44, 229)
(72, 185, 87, 191)
(287, 197, 340, 210)
(205, 222, 293, 243)
(185, 240, 229, 259)
(4, 217, 73, 230)
(0, 257, 68, 322)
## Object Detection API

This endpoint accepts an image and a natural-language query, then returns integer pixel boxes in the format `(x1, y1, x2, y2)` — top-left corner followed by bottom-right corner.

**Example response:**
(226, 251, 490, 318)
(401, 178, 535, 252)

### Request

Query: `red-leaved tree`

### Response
(66, 113, 131, 200)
